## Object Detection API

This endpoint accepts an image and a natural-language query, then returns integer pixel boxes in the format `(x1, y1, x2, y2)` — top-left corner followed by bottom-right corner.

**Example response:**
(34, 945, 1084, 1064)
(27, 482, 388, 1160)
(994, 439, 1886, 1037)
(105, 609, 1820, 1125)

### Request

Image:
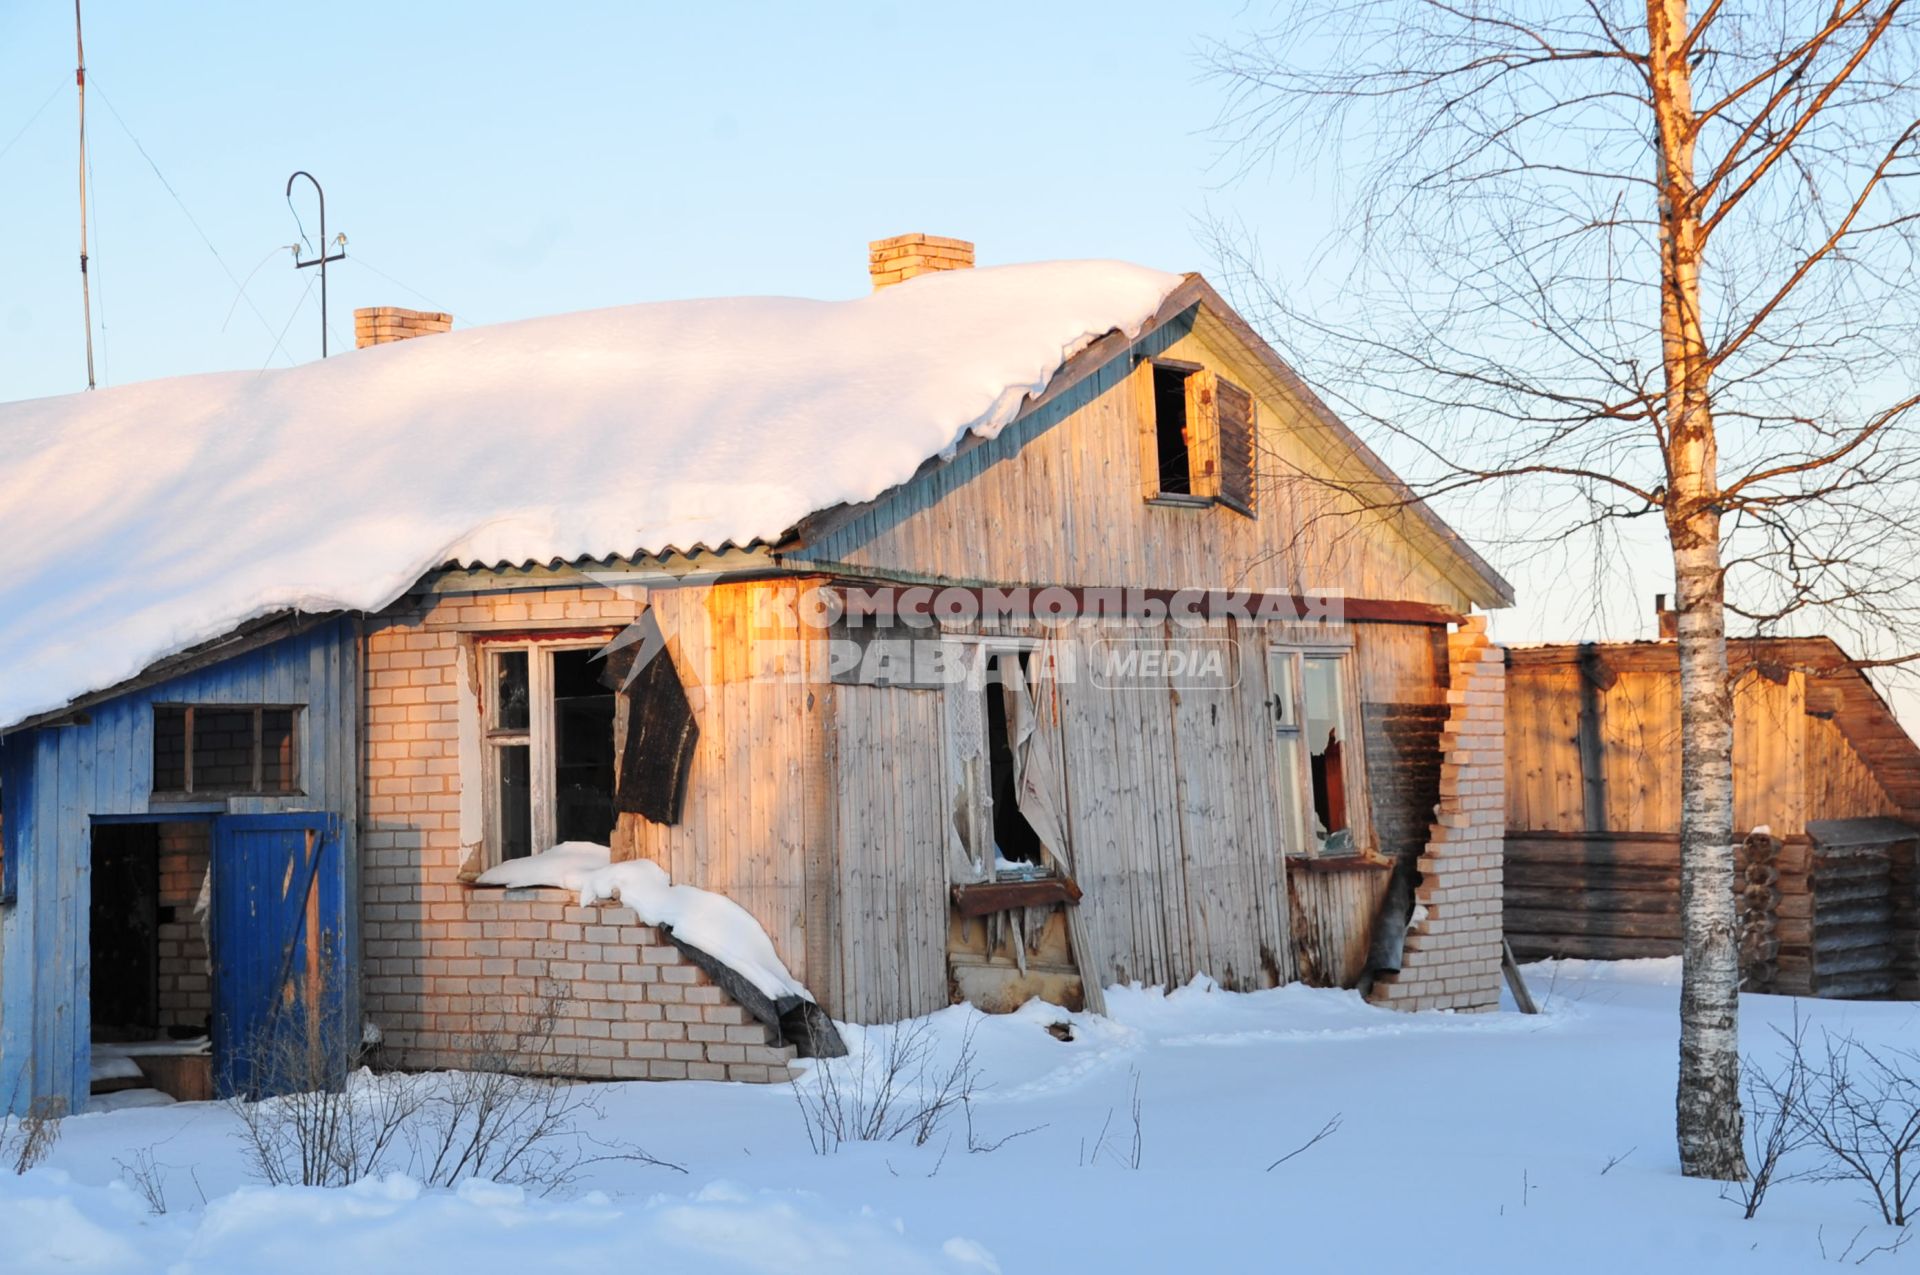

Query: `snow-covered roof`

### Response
(0, 261, 1183, 730)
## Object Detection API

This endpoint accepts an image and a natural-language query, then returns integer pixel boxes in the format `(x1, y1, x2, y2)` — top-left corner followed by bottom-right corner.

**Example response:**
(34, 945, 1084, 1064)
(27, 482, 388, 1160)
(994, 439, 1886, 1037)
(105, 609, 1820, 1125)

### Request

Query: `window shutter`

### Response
(1217, 377, 1256, 515)
(606, 637, 699, 825)
(1130, 359, 1163, 498)
(1185, 369, 1221, 499)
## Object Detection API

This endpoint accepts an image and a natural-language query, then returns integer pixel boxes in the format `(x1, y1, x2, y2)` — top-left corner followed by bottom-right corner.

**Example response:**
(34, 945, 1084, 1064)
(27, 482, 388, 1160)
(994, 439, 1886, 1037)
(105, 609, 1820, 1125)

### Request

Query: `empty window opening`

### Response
(986, 651, 1046, 871)
(1153, 364, 1194, 496)
(152, 705, 302, 797)
(552, 648, 618, 844)
(90, 821, 214, 1104)
(485, 640, 618, 862)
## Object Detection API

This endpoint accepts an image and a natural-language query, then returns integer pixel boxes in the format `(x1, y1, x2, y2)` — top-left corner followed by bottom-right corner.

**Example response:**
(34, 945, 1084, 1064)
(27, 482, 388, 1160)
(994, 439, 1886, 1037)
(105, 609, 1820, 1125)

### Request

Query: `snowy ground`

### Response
(8, 960, 1920, 1273)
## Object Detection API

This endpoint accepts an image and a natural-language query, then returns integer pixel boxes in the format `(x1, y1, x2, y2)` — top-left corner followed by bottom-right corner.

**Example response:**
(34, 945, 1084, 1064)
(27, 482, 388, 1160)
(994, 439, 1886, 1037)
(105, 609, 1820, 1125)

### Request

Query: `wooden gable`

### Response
(791, 281, 1510, 612)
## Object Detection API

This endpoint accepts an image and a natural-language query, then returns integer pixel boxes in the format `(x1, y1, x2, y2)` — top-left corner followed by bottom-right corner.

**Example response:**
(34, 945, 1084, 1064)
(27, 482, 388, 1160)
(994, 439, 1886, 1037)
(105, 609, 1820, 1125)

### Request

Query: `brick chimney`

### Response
(355, 306, 453, 349)
(868, 234, 974, 290)
(1655, 593, 1678, 640)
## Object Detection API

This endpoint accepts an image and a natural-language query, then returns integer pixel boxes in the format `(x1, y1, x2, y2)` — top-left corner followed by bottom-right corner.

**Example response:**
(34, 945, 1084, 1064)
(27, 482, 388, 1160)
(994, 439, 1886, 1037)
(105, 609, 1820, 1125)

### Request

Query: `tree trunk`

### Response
(1649, 0, 1746, 1181)
(1670, 514, 1746, 1179)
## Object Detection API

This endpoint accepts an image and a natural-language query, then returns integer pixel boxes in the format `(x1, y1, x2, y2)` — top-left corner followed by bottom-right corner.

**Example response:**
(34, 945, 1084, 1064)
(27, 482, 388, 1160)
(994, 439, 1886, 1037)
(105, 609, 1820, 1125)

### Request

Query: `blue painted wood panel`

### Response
(0, 618, 359, 1115)
(212, 813, 346, 1099)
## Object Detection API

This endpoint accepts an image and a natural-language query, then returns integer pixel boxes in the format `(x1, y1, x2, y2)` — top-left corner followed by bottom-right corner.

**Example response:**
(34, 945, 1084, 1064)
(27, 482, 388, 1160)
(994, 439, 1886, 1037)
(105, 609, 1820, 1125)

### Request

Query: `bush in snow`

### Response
(232, 981, 678, 1191)
(1792, 1030, 1920, 1227)
(3, 1095, 65, 1175)
(1728, 1011, 1815, 1220)
(1729, 1010, 1920, 1229)
(793, 1017, 982, 1155)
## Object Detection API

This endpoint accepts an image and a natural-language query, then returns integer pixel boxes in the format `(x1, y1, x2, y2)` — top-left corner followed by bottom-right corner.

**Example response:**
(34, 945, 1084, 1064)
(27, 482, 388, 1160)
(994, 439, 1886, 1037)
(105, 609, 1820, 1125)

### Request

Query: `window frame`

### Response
(150, 703, 305, 798)
(942, 635, 1064, 881)
(1135, 356, 1256, 515)
(478, 635, 618, 865)
(1267, 647, 1367, 858)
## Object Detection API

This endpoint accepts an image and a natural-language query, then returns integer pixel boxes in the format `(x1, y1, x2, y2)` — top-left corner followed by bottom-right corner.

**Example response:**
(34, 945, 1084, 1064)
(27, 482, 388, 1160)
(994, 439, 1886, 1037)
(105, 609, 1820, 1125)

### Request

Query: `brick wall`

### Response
(360, 583, 797, 1082)
(373, 888, 795, 1082)
(1370, 617, 1506, 1012)
(155, 821, 211, 1031)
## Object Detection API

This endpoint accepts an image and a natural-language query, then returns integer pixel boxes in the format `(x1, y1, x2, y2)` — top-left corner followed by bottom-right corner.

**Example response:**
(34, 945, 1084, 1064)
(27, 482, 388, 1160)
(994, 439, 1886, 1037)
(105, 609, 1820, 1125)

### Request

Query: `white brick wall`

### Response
(1370, 616, 1506, 1013)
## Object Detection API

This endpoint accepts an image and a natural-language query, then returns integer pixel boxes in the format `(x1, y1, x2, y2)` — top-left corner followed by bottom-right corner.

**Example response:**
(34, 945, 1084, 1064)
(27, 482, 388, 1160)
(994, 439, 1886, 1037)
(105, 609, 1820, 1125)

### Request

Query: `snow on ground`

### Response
(477, 843, 811, 1001)
(0, 261, 1182, 729)
(12, 960, 1920, 1273)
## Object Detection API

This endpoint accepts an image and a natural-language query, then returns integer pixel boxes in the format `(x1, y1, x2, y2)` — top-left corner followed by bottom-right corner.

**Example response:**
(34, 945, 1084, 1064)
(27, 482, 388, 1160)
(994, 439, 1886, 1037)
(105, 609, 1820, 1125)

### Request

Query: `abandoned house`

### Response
(1505, 605, 1920, 999)
(0, 235, 1514, 1117)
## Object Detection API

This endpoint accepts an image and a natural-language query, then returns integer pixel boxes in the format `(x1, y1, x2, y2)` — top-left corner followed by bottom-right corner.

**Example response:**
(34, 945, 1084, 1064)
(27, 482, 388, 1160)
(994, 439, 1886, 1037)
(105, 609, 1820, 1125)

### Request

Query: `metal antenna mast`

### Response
(285, 171, 346, 357)
(75, 0, 96, 389)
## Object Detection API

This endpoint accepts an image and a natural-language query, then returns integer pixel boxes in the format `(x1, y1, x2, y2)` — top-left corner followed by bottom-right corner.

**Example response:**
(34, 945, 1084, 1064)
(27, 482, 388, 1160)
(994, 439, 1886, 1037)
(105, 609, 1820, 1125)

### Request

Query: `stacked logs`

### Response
(1738, 830, 1782, 992)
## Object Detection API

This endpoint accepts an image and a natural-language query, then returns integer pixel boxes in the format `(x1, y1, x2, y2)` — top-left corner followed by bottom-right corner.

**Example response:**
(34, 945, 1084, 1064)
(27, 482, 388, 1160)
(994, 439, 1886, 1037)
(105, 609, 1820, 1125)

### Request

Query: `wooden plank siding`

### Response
(1506, 654, 1898, 839)
(797, 311, 1484, 613)
(0, 618, 360, 1116)
(612, 580, 836, 1003)
(828, 683, 950, 1022)
(640, 605, 1446, 1023)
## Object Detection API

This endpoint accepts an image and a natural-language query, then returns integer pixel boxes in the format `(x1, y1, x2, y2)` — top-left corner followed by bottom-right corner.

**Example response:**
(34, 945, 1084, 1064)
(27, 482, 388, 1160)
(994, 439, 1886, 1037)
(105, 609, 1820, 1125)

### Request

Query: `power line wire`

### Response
(87, 74, 289, 360)
(260, 273, 319, 373)
(223, 244, 294, 332)
(346, 254, 475, 323)
(0, 80, 64, 166)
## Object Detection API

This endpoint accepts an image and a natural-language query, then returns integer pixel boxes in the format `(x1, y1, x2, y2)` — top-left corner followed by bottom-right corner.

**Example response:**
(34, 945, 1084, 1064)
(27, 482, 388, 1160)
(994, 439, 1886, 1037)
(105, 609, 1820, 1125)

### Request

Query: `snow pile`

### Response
(22, 961, 1920, 1272)
(0, 1171, 987, 1274)
(0, 261, 1182, 729)
(476, 842, 810, 1002)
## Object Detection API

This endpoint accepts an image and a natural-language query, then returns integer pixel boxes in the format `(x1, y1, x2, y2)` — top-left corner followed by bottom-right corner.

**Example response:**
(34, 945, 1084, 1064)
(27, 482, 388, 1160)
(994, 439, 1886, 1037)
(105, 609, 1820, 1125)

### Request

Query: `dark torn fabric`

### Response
(601, 620, 698, 825)
(666, 931, 848, 1058)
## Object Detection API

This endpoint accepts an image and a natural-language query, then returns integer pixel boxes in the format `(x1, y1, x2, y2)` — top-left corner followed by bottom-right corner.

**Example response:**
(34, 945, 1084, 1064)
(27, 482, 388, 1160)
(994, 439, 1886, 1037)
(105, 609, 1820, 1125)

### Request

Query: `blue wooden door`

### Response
(211, 813, 346, 1099)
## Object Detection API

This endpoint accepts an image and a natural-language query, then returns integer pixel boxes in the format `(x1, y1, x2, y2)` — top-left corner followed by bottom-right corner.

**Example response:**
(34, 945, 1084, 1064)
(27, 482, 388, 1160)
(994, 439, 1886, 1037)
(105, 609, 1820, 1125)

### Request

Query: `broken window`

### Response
(150, 705, 302, 797)
(1269, 650, 1359, 855)
(986, 651, 1046, 873)
(483, 640, 618, 862)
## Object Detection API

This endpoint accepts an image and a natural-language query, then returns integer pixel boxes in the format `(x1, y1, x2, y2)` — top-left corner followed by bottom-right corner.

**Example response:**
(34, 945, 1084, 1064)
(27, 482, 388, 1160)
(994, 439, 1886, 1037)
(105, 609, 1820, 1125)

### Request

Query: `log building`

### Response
(1505, 613, 1920, 998)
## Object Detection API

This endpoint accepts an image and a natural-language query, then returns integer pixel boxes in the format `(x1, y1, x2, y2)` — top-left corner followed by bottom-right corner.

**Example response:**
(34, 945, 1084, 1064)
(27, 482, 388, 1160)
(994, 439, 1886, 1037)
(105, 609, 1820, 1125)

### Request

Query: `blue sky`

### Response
(0, 1, 1683, 655)
(1, 2, 1293, 397)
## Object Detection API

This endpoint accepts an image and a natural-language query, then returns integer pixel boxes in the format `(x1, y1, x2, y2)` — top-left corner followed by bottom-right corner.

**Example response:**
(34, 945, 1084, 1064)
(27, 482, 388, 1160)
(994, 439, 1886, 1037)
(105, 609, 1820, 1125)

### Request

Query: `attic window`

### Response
(1152, 364, 1196, 497)
(1139, 359, 1256, 514)
(151, 705, 302, 797)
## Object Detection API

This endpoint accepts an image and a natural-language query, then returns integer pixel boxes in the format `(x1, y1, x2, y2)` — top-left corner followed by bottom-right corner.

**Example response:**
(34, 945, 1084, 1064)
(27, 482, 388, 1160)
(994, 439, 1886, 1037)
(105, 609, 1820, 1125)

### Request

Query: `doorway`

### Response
(89, 820, 216, 1105)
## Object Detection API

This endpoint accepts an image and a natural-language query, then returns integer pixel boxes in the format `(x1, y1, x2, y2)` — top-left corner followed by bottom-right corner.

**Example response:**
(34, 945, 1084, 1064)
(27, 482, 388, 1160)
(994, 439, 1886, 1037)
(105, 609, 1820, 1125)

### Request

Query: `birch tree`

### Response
(1209, 1, 1920, 1179)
